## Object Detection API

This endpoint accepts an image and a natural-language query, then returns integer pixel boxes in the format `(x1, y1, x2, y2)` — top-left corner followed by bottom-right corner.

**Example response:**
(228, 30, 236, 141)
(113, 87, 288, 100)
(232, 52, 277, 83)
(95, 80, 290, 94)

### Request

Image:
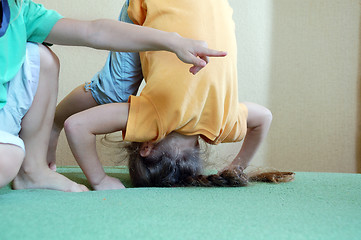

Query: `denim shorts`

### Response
(0, 42, 40, 151)
(86, 0, 143, 104)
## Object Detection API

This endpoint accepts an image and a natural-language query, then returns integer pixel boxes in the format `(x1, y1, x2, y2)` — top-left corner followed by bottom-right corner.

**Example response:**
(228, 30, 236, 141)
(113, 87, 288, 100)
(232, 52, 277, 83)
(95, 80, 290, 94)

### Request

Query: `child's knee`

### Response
(0, 145, 24, 188)
(39, 44, 60, 77)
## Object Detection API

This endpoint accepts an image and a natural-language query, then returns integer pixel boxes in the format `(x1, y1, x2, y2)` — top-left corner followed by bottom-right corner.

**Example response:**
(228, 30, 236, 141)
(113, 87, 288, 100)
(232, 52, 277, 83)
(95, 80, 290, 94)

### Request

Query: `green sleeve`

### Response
(22, 0, 63, 43)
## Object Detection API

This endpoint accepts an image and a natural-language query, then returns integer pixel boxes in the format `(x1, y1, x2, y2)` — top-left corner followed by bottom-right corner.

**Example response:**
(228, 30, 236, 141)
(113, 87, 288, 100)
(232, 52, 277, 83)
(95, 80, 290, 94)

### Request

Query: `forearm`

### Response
(64, 118, 107, 187)
(230, 127, 264, 170)
(229, 102, 273, 170)
(87, 19, 179, 52)
(48, 18, 181, 53)
(46, 18, 227, 74)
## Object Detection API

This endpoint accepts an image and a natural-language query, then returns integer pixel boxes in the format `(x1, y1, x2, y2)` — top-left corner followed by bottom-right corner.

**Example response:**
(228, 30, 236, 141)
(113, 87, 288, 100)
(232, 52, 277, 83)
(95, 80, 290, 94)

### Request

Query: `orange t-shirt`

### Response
(124, 0, 248, 144)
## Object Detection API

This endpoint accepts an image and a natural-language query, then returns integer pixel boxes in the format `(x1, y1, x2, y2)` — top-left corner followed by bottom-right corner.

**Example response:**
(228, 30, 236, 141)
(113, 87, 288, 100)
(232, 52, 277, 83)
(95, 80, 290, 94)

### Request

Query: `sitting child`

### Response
(62, 0, 294, 190)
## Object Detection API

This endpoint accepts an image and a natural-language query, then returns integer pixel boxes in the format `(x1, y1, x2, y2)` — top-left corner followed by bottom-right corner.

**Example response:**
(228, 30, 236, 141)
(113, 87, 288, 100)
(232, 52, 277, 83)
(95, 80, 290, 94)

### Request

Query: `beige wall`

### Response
(38, 0, 361, 173)
(267, 0, 361, 173)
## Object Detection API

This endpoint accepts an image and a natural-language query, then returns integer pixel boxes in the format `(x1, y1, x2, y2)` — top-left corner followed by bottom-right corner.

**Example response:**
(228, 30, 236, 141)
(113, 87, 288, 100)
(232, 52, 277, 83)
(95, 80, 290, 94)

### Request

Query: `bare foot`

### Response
(13, 168, 89, 192)
(92, 175, 125, 191)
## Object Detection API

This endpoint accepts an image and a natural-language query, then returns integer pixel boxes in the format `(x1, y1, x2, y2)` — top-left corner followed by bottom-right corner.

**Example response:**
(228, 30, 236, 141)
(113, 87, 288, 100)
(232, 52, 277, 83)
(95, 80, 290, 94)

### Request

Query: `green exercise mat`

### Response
(1, 167, 360, 240)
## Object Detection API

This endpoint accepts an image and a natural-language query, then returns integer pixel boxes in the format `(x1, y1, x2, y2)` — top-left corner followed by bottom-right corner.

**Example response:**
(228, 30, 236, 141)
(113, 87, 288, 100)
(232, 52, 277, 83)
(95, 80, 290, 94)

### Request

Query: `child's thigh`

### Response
(89, 51, 143, 104)
(0, 42, 40, 151)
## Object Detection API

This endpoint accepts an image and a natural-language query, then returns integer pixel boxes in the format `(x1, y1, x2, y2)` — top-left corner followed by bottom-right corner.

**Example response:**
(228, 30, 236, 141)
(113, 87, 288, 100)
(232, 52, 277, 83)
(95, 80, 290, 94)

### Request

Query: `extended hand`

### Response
(171, 34, 227, 75)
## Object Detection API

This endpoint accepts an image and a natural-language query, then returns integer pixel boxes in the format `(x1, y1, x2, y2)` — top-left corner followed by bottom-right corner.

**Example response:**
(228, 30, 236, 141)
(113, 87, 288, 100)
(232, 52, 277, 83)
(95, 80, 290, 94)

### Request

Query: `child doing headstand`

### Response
(0, 0, 226, 192)
(63, 0, 294, 190)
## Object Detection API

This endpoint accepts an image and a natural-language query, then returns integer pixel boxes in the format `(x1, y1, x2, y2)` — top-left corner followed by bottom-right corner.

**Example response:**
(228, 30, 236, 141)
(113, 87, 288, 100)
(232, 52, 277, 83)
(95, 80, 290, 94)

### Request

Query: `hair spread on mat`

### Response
(127, 141, 295, 187)
(127, 142, 201, 187)
(127, 142, 250, 187)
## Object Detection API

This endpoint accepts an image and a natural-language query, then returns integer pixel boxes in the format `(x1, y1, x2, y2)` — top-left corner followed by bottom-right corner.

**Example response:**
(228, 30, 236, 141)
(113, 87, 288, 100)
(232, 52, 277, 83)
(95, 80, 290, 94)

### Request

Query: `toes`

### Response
(68, 184, 89, 192)
(80, 184, 89, 192)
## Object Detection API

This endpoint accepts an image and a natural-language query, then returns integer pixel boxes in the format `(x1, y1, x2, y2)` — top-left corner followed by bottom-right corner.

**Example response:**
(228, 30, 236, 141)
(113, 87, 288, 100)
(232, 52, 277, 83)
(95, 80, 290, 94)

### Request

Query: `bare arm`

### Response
(45, 18, 227, 74)
(64, 103, 129, 190)
(228, 102, 273, 170)
(227, 103, 296, 183)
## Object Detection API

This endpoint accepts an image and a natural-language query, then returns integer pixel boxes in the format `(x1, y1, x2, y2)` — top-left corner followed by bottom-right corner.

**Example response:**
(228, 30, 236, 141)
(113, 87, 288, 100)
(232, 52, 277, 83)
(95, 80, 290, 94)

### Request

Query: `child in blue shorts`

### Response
(0, 0, 226, 192)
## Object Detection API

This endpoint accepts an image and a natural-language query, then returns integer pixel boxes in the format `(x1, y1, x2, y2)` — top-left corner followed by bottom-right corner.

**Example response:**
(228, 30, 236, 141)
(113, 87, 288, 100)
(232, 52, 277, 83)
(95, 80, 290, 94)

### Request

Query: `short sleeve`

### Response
(124, 95, 164, 142)
(22, 0, 63, 43)
(128, 0, 147, 25)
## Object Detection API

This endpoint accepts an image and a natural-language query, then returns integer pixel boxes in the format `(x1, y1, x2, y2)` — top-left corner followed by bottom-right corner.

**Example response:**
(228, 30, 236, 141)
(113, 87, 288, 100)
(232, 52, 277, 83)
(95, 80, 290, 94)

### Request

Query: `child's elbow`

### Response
(84, 20, 108, 49)
(262, 108, 273, 126)
(64, 115, 83, 137)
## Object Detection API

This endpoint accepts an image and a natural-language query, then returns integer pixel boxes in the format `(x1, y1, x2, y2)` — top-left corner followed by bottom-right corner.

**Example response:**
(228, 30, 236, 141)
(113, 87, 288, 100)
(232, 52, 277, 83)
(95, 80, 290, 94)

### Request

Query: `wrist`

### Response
(163, 32, 182, 53)
(230, 158, 248, 170)
(90, 173, 107, 188)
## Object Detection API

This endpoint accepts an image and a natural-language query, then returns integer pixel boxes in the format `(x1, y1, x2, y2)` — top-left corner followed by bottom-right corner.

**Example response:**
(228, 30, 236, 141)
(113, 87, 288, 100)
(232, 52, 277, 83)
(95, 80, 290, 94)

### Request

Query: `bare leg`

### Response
(47, 84, 98, 170)
(13, 44, 88, 192)
(0, 144, 24, 188)
(229, 102, 273, 170)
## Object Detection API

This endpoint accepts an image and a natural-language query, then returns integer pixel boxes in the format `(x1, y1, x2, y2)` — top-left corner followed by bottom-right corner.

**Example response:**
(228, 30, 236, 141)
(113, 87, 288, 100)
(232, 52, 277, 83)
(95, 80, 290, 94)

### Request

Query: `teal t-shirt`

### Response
(0, 0, 62, 109)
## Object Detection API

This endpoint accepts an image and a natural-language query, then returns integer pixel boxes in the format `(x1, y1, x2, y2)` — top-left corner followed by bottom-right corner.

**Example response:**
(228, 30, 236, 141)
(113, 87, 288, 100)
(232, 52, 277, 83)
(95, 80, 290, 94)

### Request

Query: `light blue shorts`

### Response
(86, 0, 143, 104)
(0, 42, 40, 152)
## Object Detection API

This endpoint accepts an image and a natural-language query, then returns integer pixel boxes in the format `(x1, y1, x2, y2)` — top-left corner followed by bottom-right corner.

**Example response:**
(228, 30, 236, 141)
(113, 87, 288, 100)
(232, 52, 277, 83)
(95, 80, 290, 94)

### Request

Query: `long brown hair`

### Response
(127, 142, 295, 187)
(127, 142, 249, 187)
(127, 142, 202, 187)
